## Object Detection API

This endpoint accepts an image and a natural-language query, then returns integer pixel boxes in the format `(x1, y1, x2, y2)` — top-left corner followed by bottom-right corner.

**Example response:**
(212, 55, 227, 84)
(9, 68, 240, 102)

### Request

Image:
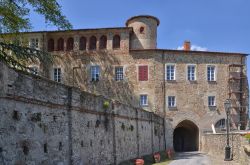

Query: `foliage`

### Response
(0, 0, 72, 70)
(0, 0, 72, 33)
(244, 133, 250, 140)
(0, 41, 53, 71)
(103, 101, 110, 109)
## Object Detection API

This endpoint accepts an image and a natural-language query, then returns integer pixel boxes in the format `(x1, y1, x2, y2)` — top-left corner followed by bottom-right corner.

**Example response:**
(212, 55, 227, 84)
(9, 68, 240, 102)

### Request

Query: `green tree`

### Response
(0, 0, 72, 71)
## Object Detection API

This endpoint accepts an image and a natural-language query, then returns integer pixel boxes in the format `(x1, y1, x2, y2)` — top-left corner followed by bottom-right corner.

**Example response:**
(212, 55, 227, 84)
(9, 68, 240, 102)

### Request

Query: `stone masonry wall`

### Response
(0, 61, 168, 165)
(201, 133, 250, 165)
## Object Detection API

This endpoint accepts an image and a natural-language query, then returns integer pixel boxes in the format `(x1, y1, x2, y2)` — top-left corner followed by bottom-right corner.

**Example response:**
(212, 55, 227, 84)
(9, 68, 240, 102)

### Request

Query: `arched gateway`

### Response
(173, 120, 199, 152)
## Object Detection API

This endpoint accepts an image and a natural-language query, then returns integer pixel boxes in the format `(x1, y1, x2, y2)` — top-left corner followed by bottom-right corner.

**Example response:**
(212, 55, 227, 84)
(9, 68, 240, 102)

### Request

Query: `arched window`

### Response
(47, 38, 54, 52)
(57, 38, 64, 51)
(89, 36, 97, 50)
(99, 35, 107, 49)
(79, 37, 87, 50)
(215, 119, 226, 129)
(113, 35, 120, 49)
(66, 37, 74, 51)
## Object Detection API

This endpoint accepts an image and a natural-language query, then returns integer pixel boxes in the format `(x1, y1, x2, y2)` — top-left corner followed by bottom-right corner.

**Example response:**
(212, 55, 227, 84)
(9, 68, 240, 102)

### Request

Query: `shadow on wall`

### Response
(53, 51, 145, 109)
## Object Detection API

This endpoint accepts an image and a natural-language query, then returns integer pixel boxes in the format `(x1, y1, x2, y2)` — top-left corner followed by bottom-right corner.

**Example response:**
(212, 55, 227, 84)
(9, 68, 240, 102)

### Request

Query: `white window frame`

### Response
(115, 66, 124, 81)
(187, 64, 196, 81)
(207, 65, 216, 81)
(29, 38, 39, 49)
(165, 64, 176, 80)
(91, 65, 100, 81)
(215, 119, 226, 129)
(140, 94, 148, 106)
(53, 68, 61, 83)
(168, 96, 176, 108)
(208, 96, 216, 106)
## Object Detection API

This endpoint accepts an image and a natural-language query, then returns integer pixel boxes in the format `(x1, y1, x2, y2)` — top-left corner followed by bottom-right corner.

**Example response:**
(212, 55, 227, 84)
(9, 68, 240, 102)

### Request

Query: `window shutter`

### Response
(139, 66, 148, 81)
(144, 66, 148, 80)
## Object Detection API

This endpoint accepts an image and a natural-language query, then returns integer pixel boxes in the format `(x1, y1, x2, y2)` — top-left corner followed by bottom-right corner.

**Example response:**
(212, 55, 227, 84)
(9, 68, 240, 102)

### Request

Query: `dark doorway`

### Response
(173, 120, 199, 152)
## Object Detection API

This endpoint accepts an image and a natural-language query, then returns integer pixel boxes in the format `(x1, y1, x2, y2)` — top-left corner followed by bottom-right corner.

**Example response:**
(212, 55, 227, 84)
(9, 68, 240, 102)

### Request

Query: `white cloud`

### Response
(177, 45, 208, 51)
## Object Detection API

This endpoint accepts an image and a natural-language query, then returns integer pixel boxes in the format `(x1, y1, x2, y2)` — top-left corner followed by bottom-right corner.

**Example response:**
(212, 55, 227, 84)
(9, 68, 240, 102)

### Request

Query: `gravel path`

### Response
(168, 152, 211, 165)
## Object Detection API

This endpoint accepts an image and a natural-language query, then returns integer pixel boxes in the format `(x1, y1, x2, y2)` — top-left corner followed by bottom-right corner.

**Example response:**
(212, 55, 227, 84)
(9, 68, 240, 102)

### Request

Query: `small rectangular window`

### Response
(207, 66, 215, 81)
(168, 96, 176, 107)
(140, 95, 148, 106)
(187, 65, 196, 81)
(91, 66, 100, 81)
(54, 68, 61, 82)
(208, 96, 216, 106)
(30, 38, 39, 49)
(166, 64, 175, 80)
(115, 67, 123, 81)
(138, 65, 148, 81)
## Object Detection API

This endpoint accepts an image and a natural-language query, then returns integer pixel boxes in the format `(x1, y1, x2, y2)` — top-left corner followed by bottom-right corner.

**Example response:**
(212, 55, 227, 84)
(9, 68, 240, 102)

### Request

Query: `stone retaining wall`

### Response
(201, 133, 250, 165)
(0, 62, 171, 165)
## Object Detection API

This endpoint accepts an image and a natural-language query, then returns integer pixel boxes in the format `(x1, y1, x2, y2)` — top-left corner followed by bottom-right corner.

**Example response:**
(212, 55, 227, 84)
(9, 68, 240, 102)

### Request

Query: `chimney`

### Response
(183, 41, 191, 51)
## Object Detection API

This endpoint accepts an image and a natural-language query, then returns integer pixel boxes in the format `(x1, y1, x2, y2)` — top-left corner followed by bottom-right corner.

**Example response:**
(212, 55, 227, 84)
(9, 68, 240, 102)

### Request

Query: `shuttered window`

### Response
(138, 65, 148, 81)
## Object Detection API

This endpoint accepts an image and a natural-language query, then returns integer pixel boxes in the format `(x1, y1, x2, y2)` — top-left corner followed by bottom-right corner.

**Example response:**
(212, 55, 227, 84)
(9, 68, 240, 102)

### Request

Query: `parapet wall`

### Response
(201, 133, 250, 165)
(0, 61, 170, 165)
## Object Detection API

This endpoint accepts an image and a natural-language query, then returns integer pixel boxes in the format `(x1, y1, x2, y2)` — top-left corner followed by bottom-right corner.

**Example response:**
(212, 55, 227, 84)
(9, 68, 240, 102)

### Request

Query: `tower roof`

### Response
(126, 15, 160, 26)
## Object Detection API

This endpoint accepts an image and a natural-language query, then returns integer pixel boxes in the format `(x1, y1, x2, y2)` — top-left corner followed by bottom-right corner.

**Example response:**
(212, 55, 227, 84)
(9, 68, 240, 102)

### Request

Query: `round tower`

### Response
(126, 15, 160, 49)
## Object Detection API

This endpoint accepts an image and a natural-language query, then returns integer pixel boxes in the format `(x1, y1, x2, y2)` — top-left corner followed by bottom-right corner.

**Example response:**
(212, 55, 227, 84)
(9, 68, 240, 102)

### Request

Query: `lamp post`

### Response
(224, 99, 232, 161)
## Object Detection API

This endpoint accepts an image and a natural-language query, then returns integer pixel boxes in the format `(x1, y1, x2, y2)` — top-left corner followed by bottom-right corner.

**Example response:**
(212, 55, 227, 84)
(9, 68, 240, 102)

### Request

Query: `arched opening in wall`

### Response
(57, 38, 64, 51)
(215, 118, 226, 131)
(66, 37, 74, 50)
(79, 36, 86, 50)
(47, 38, 54, 52)
(173, 120, 199, 152)
(99, 35, 107, 49)
(89, 36, 97, 50)
(113, 35, 120, 49)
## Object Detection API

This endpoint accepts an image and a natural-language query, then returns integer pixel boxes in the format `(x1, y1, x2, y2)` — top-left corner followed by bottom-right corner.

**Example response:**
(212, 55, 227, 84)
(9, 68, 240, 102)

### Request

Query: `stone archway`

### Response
(173, 120, 199, 152)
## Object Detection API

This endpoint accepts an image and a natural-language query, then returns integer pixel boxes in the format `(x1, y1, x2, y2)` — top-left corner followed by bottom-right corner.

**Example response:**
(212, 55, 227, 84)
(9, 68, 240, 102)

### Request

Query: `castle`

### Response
(2, 15, 249, 153)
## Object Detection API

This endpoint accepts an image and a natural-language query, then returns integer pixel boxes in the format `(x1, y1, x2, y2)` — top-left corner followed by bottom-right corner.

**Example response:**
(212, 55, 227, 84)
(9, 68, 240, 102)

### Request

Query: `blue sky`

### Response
(30, 0, 250, 80)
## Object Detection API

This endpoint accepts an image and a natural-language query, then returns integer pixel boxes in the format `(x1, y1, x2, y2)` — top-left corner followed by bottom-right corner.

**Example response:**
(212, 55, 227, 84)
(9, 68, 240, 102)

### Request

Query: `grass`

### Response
(152, 159, 172, 165)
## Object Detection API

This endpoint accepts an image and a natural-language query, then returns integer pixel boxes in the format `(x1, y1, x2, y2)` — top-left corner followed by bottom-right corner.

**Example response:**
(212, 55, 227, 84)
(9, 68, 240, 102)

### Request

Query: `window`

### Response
(207, 65, 215, 81)
(79, 37, 86, 50)
(66, 37, 74, 50)
(168, 96, 176, 107)
(187, 65, 196, 81)
(215, 119, 226, 128)
(166, 64, 175, 80)
(99, 35, 107, 49)
(30, 38, 39, 49)
(54, 68, 61, 82)
(208, 96, 216, 106)
(48, 39, 54, 52)
(115, 67, 124, 81)
(113, 35, 120, 49)
(57, 38, 64, 51)
(140, 95, 148, 106)
(91, 66, 100, 81)
(29, 66, 38, 75)
(138, 65, 148, 81)
(89, 36, 97, 50)
(139, 27, 145, 34)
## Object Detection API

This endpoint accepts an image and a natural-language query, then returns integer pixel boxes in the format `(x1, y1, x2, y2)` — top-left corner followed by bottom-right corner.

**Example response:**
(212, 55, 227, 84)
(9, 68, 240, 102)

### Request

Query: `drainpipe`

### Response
(162, 51, 167, 150)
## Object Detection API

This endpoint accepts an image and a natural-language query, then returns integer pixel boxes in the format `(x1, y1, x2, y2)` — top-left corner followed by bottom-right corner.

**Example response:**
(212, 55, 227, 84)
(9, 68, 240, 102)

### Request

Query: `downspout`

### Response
(162, 51, 167, 150)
